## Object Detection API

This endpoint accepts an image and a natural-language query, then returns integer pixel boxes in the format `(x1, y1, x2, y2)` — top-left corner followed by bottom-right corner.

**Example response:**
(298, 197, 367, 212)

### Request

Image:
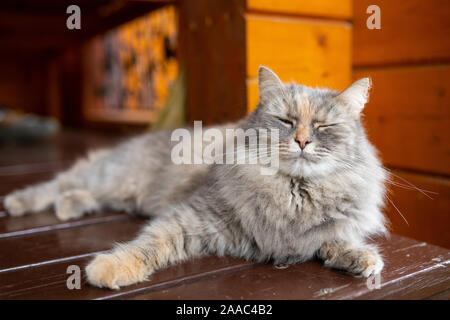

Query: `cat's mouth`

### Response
(283, 151, 318, 162)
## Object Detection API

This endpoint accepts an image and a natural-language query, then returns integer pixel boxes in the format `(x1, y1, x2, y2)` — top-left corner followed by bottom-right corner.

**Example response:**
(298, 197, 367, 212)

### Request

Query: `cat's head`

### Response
(247, 66, 372, 179)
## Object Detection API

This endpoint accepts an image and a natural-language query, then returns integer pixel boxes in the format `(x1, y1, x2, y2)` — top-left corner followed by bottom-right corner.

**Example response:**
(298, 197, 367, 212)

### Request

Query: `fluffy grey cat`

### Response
(4, 66, 387, 289)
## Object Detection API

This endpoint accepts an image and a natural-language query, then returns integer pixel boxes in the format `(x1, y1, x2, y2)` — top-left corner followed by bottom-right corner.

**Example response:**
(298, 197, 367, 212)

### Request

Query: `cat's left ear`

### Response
(336, 78, 371, 117)
(258, 66, 285, 105)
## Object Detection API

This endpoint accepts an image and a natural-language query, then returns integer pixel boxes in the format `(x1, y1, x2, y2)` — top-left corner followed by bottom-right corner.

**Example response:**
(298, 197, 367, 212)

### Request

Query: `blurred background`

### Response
(0, 0, 448, 248)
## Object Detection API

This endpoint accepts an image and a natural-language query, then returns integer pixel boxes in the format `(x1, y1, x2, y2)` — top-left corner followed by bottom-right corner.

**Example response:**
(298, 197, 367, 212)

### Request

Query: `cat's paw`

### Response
(55, 190, 97, 221)
(319, 241, 383, 278)
(324, 248, 384, 278)
(86, 252, 149, 290)
(356, 250, 384, 277)
(4, 194, 27, 216)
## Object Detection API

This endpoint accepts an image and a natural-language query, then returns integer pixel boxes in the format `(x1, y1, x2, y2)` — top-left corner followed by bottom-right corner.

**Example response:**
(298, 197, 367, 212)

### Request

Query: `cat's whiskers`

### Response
(319, 148, 435, 198)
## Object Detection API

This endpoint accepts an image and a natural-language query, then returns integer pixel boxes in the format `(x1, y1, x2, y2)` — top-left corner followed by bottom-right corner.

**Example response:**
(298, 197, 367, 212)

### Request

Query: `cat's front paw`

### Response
(325, 248, 384, 278)
(357, 251, 384, 277)
(86, 251, 149, 290)
(319, 241, 383, 278)
(55, 190, 97, 221)
(4, 194, 27, 216)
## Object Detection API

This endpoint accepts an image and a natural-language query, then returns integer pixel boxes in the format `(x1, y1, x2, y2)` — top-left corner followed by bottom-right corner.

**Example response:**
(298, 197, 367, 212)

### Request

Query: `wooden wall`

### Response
(180, 0, 248, 125)
(0, 0, 173, 126)
(0, 61, 46, 116)
(246, 0, 352, 112)
(353, 0, 450, 248)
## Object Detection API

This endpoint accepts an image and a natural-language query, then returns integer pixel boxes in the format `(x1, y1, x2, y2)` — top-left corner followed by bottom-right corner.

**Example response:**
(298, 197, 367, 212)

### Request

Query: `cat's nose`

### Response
(295, 137, 311, 150)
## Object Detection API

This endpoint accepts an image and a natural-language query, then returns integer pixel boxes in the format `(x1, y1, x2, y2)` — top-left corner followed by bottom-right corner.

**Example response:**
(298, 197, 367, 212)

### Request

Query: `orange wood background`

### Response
(353, 0, 450, 248)
(245, 1, 352, 112)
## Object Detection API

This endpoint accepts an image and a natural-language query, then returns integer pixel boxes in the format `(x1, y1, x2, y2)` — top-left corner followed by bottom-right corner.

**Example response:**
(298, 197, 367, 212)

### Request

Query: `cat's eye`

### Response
(314, 123, 340, 130)
(277, 117, 294, 128)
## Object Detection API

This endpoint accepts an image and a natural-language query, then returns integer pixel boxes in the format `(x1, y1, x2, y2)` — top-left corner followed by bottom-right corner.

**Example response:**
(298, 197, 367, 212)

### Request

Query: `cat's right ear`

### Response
(336, 78, 371, 117)
(258, 66, 285, 105)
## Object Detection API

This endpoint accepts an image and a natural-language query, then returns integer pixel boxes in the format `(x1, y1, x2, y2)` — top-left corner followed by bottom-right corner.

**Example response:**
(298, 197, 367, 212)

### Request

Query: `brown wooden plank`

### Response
(0, 218, 147, 273)
(0, 210, 128, 239)
(0, 129, 125, 167)
(0, 146, 74, 169)
(0, 161, 72, 178)
(426, 289, 450, 300)
(353, 237, 450, 299)
(0, 255, 252, 300)
(384, 170, 450, 249)
(355, 65, 450, 176)
(129, 235, 450, 300)
(0, 131, 131, 197)
(180, 0, 247, 125)
(84, 108, 158, 125)
(353, 0, 450, 66)
(247, 0, 352, 20)
(246, 14, 351, 112)
(0, 171, 57, 196)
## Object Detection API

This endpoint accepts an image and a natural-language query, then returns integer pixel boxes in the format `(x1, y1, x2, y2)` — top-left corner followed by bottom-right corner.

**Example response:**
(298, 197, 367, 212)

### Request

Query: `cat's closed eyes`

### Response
(4, 66, 387, 289)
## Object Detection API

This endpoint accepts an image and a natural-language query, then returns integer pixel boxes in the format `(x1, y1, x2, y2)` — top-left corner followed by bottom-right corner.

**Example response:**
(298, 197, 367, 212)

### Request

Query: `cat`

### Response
(3, 66, 387, 290)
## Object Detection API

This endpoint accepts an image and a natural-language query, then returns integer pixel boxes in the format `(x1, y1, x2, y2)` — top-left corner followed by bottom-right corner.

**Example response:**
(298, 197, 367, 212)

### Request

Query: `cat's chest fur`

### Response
(260, 174, 356, 223)
(233, 172, 359, 260)
(286, 178, 355, 224)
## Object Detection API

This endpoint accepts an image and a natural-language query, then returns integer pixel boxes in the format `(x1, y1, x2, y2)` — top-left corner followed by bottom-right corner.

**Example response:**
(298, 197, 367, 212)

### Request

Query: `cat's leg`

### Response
(4, 179, 99, 220)
(86, 207, 231, 289)
(3, 171, 91, 218)
(316, 240, 383, 277)
(3, 149, 110, 218)
(4, 179, 60, 216)
(55, 189, 99, 221)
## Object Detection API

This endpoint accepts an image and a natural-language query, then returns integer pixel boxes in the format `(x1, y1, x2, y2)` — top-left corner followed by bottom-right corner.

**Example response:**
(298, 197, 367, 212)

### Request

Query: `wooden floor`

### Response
(0, 130, 449, 300)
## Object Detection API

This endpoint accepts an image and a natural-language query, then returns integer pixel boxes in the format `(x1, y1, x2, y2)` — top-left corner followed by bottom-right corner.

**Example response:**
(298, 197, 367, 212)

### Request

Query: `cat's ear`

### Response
(258, 66, 285, 105)
(336, 78, 371, 117)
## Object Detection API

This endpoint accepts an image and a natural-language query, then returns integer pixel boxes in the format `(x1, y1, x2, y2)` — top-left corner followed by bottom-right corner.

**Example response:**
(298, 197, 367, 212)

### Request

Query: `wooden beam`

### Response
(247, 0, 352, 20)
(179, 0, 247, 125)
(0, 1, 173, 55)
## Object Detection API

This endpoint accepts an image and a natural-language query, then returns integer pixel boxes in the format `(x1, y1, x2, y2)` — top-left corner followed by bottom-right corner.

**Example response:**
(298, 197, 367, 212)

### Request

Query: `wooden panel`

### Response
(0, 218, 146, 272)
(246, 14, 351, 111)
(355, 65, 450, 175)
(0, 1, 173, 56)
(246, 78, 259, 113)
(84, 108, 157, 124)
(0, 256, 252, 299)
(353, 0, 450, 66)
(130, 235, 450, 300)
(0, 171, 58, 196)
(0, 62, 46, 115)
(0, 130, 126, 167)
(247, 0, 352, 20)
(180, 0, 248, 125)
(385, 170, 450, 249)
(0, 210, 127, 239)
